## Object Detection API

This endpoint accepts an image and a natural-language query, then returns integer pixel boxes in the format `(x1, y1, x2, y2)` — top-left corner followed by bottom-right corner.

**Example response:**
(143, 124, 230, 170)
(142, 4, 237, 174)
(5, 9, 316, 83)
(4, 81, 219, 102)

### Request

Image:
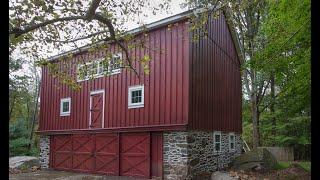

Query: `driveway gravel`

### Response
(9, 170, 145, 180)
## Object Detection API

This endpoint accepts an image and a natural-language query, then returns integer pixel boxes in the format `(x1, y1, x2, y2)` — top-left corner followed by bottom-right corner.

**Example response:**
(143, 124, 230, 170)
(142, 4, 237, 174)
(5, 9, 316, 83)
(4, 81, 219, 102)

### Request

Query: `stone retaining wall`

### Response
(163, 131, 242, 180)
(39, 135, 50, 169)
(163, 132, 189, 179)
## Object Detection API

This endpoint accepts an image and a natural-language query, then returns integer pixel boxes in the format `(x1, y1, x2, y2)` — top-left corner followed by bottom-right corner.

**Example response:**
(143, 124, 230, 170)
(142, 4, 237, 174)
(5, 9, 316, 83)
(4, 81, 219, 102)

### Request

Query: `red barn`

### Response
(38, 8, 243, 179)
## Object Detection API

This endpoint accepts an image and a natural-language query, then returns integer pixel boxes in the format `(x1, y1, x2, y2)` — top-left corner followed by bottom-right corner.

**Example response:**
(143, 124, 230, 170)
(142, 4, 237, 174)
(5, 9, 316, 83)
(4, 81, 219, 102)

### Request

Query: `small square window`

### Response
(128, 85, 144, 109)
(213, 132, 221, 154)
(60, 97, 71, 116)
(229, 133, 235, 152)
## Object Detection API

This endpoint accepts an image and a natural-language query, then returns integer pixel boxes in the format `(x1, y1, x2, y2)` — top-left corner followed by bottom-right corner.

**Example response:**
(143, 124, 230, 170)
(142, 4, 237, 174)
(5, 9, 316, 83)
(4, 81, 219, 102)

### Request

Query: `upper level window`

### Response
(128, 85, 144, 109)
(109, 53, 121, 74)
(77, 53, 122, 81)
(214, 131, 221, 154)
(229, 133, 235, 152)
(60, 97, 71, 116)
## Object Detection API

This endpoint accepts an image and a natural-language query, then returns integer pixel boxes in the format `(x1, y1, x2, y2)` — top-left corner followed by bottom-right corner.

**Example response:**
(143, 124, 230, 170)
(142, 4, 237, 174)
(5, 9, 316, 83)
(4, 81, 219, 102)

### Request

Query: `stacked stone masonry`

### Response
(163, 131, 242, 180)
(39, 135, 50, 169)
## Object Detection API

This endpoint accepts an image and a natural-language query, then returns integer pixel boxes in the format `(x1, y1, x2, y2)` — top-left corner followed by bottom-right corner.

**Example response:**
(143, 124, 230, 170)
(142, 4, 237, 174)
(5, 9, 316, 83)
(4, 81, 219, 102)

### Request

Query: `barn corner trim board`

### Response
(38, 7, 243, 179)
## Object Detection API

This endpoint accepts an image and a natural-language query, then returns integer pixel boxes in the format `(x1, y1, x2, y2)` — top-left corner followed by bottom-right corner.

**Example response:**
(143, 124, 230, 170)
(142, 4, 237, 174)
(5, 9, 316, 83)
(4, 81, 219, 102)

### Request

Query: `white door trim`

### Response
(89, 89, 105, 129)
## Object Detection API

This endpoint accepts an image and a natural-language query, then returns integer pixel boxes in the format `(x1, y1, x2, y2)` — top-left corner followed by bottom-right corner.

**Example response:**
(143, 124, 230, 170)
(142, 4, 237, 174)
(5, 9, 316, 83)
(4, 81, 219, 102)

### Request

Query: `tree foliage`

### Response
(9, 0, 171, 90)
(184, 0, 310, 157)
(9, 52, 40, 156)
(239, 0, 310, 159)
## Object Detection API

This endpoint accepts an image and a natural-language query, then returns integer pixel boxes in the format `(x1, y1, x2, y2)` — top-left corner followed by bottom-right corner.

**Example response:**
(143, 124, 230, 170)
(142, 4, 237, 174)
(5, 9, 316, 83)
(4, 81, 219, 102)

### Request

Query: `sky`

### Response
(124, 0, 187, 29)
(15, 0, 188, 77)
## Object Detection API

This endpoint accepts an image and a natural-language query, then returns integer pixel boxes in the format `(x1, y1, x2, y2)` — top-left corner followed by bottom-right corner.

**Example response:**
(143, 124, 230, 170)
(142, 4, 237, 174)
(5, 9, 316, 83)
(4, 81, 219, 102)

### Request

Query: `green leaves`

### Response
(236, 0, 310, 153)
(140, 55, 150, 75)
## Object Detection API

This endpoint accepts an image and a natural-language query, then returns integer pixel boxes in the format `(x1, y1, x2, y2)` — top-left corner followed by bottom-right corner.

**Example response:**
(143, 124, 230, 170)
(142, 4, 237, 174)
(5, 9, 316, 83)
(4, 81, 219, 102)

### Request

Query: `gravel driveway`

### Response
(9, 170, 145, 180)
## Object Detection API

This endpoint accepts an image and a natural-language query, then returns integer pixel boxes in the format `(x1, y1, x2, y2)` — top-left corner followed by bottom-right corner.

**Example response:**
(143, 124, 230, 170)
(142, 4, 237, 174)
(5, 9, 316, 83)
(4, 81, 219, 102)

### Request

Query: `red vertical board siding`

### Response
(46, 69, 51, 130)
(149, 33, 155, 126)
(159, 29, 166, 125)
(177, 24, 183, 124)
(144, 35, 150, 126)
(183, 22, 189, 124)
(171, 24, 177, 125)
(39, 20, 189, 131)
(120, 51, 125, 127)
(154, 30, 160, 125)
(53, 72, 57, 130)
(165, 28, 171, 125)
(151, 132, 163, 178)
(188, 12, 242, 133)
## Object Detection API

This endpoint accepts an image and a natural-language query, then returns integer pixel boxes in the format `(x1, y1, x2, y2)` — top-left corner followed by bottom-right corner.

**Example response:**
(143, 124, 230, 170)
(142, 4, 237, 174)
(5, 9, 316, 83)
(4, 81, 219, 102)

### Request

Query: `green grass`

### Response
(297, 161, 311, 172)
(275, 161, 311, 172)
(275, 161, 291, 170)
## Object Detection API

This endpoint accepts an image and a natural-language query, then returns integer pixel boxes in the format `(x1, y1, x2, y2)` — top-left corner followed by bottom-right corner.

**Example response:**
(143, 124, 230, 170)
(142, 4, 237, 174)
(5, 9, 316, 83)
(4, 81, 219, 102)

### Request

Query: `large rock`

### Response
(231, 148, 277, 171)
(9, 156, 39, 170)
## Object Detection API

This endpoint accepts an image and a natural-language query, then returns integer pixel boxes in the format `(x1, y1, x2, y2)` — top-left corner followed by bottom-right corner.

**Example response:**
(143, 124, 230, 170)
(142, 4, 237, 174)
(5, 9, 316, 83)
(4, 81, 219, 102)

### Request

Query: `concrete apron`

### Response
(9, 170, 145, 180)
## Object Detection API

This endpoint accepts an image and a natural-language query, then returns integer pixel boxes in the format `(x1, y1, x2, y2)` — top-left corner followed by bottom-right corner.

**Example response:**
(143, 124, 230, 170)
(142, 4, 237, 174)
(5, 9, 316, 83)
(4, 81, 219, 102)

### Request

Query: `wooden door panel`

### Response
(94, 134, 119, 175)
(90, 92, 104, 129)
(120, 133, 150, 178)
(54, 152, 72, 170)
(72, 134, 94, 172)
(52, 135, 72, 170)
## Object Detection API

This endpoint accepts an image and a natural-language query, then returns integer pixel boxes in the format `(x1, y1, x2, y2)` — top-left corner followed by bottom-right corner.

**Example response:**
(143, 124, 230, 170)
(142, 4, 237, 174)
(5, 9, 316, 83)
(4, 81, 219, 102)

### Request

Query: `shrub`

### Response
(9, 118, 39, 157)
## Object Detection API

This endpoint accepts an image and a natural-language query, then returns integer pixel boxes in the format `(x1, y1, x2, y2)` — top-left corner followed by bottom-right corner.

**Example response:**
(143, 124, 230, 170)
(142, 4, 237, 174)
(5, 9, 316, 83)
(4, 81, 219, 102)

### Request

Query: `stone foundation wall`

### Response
(163, 132, 189, 179)
(39, 135, 50, 169)
(163, 131, 242, 180)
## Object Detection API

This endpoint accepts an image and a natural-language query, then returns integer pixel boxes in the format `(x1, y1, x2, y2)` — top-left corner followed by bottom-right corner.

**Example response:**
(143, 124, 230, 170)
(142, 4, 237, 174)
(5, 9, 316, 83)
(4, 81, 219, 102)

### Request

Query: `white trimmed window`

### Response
(128, 85, 144, 109)
(60, 97, 71, 116)
(77, 53, 122, 81)
(109, 53, 122, 74)
(214, 131, 221, 154)
(229, 133, 235, 152)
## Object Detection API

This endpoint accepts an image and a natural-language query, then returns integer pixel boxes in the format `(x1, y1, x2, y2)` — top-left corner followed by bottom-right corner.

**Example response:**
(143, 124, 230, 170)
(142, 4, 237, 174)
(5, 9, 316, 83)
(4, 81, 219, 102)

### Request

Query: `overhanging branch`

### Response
(85, 0, 102, 20)
(10, 15, 86, 38)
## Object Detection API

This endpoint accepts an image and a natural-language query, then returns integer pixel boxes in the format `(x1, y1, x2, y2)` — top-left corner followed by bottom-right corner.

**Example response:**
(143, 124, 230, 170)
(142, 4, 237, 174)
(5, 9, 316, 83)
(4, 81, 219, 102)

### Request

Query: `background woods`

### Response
(184, 0, 310, 159)
(9, 0, 310, 161)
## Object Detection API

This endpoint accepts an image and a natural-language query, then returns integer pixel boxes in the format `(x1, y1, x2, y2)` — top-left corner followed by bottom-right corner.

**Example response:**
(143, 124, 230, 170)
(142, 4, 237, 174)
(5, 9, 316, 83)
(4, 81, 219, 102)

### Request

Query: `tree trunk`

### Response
(27, 81, 40, 151)
(270, 72, 276, 145)
(9, 94, 17, 121)
(26, 97, 30, 130)
(247, 36, 260, 149)
(28, 63, 41, 151)
(251, 93, 260, 149)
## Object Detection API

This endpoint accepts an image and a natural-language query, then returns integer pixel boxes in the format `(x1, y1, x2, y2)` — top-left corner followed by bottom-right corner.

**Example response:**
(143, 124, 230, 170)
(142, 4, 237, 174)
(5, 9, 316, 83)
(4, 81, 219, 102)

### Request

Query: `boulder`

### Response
(9, 156, 39, 170)
(211, 171, 239, 180)
(231, 148, 277, 172)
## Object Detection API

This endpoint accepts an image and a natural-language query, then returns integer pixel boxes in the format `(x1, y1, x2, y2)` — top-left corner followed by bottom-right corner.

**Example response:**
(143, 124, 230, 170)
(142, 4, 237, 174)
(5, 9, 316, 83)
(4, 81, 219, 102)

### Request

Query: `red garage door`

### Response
(72, 134, 94, 172)
(120, 133, 150, 178)
(51, 132, 156, 179)
(95, 133, 119, 175)
(51, 135, 72, 170)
